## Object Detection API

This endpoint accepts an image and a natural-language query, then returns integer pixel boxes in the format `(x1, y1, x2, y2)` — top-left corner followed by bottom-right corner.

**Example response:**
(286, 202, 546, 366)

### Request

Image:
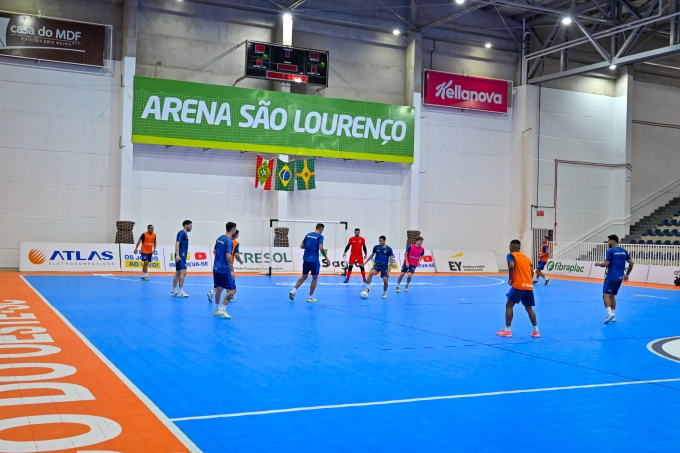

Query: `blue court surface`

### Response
(25, 275, 680, 453)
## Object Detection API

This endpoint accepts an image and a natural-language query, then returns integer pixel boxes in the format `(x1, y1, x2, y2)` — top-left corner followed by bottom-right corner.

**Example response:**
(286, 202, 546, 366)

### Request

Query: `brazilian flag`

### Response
(275, 159, 294, 191)
(295, 158, 316, 190)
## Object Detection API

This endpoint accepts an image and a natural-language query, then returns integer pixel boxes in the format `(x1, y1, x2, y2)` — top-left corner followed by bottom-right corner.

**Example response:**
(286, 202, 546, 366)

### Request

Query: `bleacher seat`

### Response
(647, 240, 654, 244)
(655, 240, 663, 245)
(674, 229, 680, 236)
(671, 219, 679, 226)
(662, 219, 670, 226)
(665, 229, 673, 236)
(674, 240, 680, 246)
(654, 229, 662, 235)
(629, 239, 636, 244)
(664, 240, 672, 245)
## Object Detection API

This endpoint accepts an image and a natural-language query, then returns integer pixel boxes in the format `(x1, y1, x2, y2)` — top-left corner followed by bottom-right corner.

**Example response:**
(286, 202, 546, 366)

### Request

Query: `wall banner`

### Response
(234, 247, 295, 273)
(159, 245, 211, 273)
(132, 76, 415, 163)
(646, 265, 680, 286)
(432, 250, 499, 273)
(0, 11, 109, 67)
(119, 244, 165, 272)
(423, 70, 511, 114)
(20, 243, 121, 272)
(543, 259, 592, 277)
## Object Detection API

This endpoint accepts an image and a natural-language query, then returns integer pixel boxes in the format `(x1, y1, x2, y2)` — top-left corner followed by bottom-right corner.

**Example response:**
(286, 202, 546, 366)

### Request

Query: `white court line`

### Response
(20, 276, 202, 453)
(633, 294, 670, 299)
(170, 377, 680, 422)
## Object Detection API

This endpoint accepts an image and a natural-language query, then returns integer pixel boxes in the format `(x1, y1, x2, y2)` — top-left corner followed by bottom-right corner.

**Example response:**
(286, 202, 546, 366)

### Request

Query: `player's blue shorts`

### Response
(506, 288, 535, 306)
(302, 260, 320, 276)
(372, 264, 389, 278)
(140, 253, 153, 262)
(213, 271, 236, 290)
(537, 261, 547, 271)
(401, 263, 417, 274)
(603, 279, 622, 295)
(175, 254, 187, 271)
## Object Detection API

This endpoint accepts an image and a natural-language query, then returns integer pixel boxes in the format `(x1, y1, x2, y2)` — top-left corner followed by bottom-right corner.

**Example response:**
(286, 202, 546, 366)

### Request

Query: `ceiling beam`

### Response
(288, 0, 306, 9)
(417, 4, 485, 31)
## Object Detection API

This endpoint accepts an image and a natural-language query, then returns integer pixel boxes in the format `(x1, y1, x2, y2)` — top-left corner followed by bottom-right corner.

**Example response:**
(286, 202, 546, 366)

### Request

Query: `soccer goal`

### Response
(260, 219, 349, 275)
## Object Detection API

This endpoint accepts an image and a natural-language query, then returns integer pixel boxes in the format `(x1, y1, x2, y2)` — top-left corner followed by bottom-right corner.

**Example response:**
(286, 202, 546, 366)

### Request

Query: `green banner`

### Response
(132, 76, 415, 163)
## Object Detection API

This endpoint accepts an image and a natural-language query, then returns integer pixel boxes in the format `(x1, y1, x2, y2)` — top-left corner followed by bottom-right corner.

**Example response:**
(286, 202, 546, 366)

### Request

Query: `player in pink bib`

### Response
(396, 236, 425, 293)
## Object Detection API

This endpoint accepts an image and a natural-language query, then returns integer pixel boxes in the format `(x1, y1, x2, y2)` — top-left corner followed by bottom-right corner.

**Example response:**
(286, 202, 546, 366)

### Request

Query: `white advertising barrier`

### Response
(432, 250, 499, 273)
(20, 242, 121, 272)
(292, 247, 349, 274)
(160, 245, 211, 272)
(394, 249, 437, 273)
(646, 265, 680, 286)
(589, 263, 650, 283)
(543, 259, 592, 277)
(233, 247, 295, 273)
(119, 244, 165, 272)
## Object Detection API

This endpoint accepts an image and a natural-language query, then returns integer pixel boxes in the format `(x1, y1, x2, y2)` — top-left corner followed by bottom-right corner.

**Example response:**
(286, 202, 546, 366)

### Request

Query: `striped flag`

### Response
(255, 155, 274, 190)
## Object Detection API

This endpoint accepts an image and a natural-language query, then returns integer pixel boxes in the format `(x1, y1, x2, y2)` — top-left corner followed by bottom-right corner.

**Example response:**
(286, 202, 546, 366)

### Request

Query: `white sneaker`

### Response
(544, 278, 551, 286)
(396, 286, 400, 293)
(176, 292, 189, 298)
(604, 313, 615, 324)
(143, 276, 149, 281)
(611, 314, 616, 322)
(231, 296, 237, 301)
(207, 290, 215, 303)
(382, 293, 387, 299)
(213, 309, 221, 316)
(170, 290, 177, 296)
(219, 310, 232, 319)
(404, 285, 409, 292)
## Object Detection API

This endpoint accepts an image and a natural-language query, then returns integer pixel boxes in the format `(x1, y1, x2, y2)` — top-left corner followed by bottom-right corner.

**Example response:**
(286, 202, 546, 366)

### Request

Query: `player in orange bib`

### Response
(497, 239, 540, 338)
(532, 236, 551, 285)
(133, 225, 157, 281)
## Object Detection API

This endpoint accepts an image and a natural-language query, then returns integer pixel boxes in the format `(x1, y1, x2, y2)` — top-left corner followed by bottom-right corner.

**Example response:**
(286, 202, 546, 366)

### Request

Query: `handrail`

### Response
(571, 216, 632, 243)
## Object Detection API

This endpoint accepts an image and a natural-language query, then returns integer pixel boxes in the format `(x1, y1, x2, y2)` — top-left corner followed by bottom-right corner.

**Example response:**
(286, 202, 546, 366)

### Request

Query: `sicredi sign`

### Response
(423, 70, 510, 114)
(133, 76, 415, 163)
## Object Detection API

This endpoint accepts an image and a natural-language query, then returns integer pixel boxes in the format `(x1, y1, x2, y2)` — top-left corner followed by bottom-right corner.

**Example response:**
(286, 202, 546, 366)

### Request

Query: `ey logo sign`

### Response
(448, 252, 463, 271)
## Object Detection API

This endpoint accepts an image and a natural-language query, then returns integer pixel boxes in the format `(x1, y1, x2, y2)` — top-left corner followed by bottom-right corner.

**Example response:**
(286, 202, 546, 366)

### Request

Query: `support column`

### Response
(274, 12, 293, 219)
(119, 0, 138, 220)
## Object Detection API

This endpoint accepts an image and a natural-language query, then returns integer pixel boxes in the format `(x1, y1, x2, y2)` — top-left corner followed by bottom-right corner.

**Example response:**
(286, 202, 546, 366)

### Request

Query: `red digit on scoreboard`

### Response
(255, 44, 265, 53)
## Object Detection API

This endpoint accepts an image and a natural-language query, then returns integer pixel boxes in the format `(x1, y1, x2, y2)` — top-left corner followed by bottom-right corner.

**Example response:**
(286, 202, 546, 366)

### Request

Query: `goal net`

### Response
(260, 219, 348, 275)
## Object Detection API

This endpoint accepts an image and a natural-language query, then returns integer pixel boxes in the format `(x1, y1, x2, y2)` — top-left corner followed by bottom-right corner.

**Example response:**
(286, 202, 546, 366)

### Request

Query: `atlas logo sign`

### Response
(546, 261, 585, 273)
(28, 248, 115, 266)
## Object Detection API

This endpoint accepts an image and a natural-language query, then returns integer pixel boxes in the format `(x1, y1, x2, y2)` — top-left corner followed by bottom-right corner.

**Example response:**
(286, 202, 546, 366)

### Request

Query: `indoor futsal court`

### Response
(12, 273, 680, 452)
(4, 0, 680, 452)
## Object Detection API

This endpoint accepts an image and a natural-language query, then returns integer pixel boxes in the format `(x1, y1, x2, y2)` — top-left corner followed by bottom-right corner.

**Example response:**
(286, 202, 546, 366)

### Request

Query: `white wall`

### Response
(418, 108, 515, 267)
(0, 63, 121, 267)
(630, 81, 680, 223)
(536, 87, 629, 243)
(130, 146, 404, 249)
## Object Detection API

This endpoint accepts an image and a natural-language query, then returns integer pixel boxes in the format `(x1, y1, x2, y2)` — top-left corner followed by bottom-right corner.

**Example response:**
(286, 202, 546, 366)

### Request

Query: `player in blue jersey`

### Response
(171, 220, 192, 297)
(363, 236, 395, 299)
(212, 222, 237, 319)
(289, 224, 329, 303)
(595, 234, 634, 324)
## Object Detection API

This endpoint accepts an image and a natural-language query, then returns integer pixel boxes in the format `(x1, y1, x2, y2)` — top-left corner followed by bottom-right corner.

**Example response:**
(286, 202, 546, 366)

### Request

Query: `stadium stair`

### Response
(622, 195, 680, 244)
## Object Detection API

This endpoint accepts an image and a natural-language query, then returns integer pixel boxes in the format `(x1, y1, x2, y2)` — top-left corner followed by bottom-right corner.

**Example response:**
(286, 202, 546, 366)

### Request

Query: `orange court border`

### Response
(0, 271, 198, 453)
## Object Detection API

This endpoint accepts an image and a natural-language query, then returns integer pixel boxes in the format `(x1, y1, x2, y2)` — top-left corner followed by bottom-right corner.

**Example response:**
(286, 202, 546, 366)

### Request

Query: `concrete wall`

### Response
(536, 87, 629, 243)
(419, 108, 514, 267)
(630, 81, 680, 222)
(0, 63, 121, 267)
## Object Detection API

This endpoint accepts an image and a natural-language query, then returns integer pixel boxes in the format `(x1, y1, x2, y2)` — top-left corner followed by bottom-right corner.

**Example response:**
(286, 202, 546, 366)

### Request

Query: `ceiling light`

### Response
(283, 12, 292, 20)
(455, 0, 465, 4)
(393, 29, 400, 35)
(609, 64, 617, 69)
(562, 16, 572, 25)
(485, 42, 492, 48)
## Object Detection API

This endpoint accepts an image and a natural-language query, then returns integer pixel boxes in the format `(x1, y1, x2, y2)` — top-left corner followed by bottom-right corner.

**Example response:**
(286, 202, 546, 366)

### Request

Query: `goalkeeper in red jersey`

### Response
(343, 228, 368, 283)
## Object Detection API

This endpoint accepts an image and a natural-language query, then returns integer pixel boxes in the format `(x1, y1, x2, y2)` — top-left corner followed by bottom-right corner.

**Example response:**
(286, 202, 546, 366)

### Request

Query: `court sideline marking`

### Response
(20, 276, 202, 453)
(170, 377, 680, 421)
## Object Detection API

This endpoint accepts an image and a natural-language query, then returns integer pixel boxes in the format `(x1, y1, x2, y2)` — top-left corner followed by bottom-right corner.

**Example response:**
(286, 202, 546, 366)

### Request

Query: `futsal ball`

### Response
(360, 291, 368, 299)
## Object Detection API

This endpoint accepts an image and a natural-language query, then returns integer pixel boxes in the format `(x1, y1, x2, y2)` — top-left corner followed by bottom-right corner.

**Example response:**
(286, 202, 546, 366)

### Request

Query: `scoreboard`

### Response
(245, 41, 329, 87)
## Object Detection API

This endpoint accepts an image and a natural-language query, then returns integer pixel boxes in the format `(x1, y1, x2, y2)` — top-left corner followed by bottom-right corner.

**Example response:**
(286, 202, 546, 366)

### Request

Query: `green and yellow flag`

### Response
(295, 158, 316, 190)
(275, 159, 295, 191)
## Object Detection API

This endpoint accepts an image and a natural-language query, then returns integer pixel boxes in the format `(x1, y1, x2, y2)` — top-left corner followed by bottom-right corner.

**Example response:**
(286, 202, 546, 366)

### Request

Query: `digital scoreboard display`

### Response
(245, 41, 329, 87)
